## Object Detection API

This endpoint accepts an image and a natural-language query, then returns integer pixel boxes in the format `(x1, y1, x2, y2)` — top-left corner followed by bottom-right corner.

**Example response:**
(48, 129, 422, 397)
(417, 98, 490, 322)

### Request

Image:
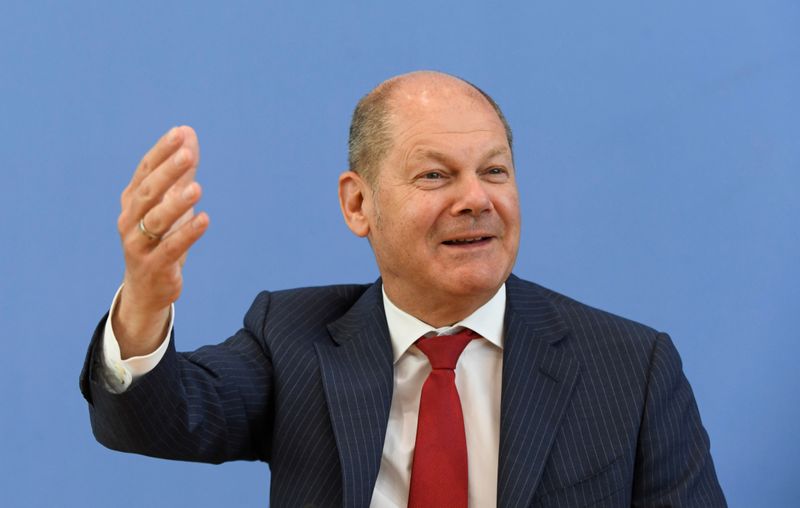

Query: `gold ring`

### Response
(138, 217, 161, 241)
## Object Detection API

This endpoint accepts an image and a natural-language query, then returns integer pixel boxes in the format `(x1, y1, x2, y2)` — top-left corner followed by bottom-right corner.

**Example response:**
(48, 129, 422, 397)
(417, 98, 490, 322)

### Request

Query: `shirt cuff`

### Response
(100, 284, 174, 393)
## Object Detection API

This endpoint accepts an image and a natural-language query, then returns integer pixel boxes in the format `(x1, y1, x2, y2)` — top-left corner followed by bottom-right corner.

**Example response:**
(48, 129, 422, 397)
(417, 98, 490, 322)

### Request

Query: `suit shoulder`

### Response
(243, 282, 375, 337)
(267, 282, 373, 305)
(508, 275, 662, 346)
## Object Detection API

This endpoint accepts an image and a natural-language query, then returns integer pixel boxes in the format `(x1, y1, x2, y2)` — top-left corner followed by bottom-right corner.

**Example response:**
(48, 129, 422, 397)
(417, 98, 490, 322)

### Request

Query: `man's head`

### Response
(339, 71, 521, 326)
(348, 72, 514, 188)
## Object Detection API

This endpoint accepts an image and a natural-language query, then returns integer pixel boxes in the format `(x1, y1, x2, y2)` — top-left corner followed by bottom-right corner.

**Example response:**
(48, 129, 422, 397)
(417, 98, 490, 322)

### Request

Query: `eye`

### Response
(484, 166, 509, 181)
(414, 170, 449, 188)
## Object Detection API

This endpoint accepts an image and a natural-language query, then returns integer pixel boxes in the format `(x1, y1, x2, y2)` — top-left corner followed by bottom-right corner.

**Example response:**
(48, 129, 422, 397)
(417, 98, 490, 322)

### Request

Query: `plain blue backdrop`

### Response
(1, 1, 797, 506)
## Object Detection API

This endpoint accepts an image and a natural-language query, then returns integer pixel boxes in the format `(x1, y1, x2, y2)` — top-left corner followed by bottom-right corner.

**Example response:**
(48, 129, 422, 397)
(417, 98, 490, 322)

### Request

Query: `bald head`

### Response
(348, 71, 513, 187)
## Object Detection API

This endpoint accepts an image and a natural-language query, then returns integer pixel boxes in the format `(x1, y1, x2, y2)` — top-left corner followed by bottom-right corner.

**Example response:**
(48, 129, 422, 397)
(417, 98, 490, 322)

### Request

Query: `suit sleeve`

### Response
(79, 291, 275, 464)
(632, 332, 727, 507)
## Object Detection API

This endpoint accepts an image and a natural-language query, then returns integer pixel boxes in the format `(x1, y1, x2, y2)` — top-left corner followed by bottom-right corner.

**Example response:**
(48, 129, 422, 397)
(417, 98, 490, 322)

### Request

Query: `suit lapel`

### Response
(313, 276, 580, 508)
(498, 276, 581, 508)
(315, 281, 394, 508)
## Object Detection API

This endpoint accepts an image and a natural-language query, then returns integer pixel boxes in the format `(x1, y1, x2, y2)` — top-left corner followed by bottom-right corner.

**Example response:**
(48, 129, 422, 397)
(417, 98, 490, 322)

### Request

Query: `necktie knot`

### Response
(415, 328, 479, 370)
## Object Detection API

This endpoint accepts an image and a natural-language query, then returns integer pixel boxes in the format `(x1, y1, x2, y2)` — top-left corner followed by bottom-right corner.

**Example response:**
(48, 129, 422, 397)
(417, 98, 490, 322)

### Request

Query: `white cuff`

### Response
(101, 284, 174, 394)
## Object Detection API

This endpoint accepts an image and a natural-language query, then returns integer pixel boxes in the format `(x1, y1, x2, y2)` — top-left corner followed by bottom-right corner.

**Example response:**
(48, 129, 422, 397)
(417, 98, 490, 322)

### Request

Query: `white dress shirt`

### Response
(371, 286, 504, 508)
(100, 284, 173, 393)
(102, 284, 505, 507)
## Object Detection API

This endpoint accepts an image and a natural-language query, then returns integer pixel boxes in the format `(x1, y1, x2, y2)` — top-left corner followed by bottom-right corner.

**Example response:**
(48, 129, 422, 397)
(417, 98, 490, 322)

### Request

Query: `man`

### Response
(80, 71, 726, 507)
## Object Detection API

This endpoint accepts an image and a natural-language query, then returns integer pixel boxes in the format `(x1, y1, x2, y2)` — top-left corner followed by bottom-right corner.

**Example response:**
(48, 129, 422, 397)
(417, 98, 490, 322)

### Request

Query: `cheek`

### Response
(387, 200, 440, 239)
(497, 193, 521, 228)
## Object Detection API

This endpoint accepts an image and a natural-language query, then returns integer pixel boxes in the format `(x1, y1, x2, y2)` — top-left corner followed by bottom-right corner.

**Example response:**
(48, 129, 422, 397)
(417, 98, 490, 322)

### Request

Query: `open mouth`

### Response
(442, 236, 492, 246)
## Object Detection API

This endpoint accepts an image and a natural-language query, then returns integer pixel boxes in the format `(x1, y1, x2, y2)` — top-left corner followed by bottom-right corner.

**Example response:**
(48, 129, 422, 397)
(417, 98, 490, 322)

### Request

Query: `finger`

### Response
(126, 126, 200, 205)
(138, 181, 202, 240)
(127, 126, 185, 193)
(125, 144, 197, 226)
(153, 212, 209, 265)
(171, 127, 201, 192)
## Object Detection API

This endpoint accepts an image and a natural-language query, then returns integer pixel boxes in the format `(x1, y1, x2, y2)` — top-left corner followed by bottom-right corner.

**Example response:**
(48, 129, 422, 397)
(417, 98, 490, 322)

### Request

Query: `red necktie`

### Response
(408, 328, 479, 508)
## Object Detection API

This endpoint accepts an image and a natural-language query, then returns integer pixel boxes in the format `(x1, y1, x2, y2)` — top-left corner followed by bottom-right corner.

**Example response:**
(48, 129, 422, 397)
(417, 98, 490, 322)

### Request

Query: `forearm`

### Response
(81, 291, 275, 464)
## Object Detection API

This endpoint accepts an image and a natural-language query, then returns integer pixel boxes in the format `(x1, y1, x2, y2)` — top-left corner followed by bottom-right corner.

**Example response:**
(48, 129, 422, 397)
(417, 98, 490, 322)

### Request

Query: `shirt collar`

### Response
(382, 284, 506, 364)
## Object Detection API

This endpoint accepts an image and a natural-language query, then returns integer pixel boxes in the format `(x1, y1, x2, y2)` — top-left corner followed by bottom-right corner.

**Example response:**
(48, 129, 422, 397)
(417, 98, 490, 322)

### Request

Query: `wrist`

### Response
(113, 287, 171, 358)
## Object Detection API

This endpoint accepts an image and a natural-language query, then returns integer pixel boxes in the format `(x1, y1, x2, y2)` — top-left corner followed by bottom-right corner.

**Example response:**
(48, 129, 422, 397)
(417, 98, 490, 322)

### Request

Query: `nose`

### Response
(450, 174, 493, 217)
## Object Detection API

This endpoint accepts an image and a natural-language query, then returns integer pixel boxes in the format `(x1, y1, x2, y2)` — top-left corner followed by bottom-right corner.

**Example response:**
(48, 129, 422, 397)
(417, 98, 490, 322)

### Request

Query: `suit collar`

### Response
(497, 274, 581, 508)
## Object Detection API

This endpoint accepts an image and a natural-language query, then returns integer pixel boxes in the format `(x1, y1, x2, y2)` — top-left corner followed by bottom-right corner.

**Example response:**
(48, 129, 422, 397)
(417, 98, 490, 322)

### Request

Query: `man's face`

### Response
(363, 86, 521, 313)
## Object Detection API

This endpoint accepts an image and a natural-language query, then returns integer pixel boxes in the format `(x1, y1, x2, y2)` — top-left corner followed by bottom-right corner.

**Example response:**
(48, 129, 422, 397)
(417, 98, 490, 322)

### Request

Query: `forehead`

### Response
(406, 143, 511, 167)
(386, 83, 509, 157)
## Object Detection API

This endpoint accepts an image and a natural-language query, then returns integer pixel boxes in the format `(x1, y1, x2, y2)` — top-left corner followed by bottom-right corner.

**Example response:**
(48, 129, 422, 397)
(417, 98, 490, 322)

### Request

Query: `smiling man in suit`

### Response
(81, 71, 726, 507)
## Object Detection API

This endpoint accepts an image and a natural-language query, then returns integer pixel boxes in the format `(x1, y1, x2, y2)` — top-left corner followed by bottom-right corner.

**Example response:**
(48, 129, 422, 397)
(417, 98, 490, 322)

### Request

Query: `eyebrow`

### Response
(409, 146, 510, 165)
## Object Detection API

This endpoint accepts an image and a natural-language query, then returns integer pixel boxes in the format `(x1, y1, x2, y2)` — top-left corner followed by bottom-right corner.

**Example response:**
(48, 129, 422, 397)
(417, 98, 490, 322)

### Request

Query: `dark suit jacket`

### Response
(80, 275, 725, 507)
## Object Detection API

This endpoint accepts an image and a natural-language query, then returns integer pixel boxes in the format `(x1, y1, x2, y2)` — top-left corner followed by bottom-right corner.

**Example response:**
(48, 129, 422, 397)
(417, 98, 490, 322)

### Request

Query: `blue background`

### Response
(1, 1, 798, 506)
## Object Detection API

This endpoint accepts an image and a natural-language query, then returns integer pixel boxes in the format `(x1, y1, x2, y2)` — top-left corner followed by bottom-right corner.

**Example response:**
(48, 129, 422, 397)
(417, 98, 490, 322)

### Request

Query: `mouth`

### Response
(442, 236, 494, 246)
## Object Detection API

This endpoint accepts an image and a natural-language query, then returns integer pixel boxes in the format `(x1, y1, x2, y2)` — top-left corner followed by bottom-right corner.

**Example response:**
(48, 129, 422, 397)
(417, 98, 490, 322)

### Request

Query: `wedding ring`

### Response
(138, 217, 161, 241)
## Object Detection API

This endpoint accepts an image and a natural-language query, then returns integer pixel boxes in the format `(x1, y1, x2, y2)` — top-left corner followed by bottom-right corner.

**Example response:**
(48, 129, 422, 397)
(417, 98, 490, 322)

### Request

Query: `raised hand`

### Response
(112, 126, 209, 358)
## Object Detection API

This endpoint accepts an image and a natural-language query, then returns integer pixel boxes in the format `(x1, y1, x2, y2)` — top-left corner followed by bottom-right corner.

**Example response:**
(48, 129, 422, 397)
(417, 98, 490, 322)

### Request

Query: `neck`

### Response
(382, 282, 499, 328)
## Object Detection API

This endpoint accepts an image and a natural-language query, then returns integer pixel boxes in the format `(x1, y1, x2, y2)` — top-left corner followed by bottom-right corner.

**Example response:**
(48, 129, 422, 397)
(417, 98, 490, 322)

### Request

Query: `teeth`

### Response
(450, 237, 484, 244)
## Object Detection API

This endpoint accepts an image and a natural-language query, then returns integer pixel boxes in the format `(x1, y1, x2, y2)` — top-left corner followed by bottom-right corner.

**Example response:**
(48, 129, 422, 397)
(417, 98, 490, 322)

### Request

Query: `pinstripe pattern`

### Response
(80, 275, 725, 507)
(316, 283, 393, 508)
(501, 278, 725, 507)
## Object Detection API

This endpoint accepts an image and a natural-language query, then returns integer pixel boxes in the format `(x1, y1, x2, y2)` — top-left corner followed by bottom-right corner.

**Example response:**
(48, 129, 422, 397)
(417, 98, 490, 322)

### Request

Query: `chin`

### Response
(438, 269, 507, 297)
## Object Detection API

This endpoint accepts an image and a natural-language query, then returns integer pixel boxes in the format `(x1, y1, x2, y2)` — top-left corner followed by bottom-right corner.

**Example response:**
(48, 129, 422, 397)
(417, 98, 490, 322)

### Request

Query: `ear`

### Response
(338, 170, 372, 237)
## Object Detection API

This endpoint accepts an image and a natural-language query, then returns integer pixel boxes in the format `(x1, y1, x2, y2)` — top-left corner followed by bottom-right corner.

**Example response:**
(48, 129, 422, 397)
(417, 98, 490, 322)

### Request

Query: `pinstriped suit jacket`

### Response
(80, 275, 726, 507)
